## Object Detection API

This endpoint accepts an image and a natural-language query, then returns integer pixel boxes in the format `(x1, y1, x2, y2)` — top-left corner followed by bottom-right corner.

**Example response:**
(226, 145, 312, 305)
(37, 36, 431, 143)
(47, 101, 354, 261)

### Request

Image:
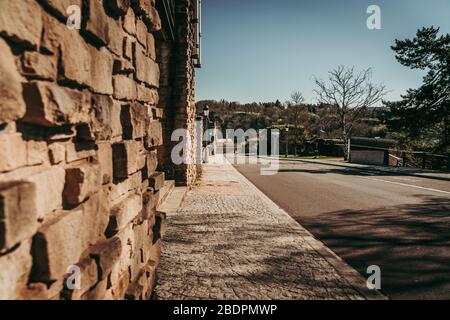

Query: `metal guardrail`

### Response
(350, 144, 450, 170)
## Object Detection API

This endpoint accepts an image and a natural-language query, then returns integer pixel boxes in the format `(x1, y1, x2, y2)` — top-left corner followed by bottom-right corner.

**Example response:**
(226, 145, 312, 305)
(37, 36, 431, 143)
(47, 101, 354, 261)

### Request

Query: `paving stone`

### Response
(157, 156, 371, 300)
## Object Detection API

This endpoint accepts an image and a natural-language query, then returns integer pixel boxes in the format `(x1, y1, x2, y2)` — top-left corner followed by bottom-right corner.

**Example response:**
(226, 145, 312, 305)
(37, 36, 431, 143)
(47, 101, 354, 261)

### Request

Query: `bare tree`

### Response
(314, 66, 387, 159)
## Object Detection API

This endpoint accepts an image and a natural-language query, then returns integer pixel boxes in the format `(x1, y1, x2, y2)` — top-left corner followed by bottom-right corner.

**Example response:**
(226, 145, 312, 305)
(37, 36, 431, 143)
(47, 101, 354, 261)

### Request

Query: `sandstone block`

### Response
(134, 47, 160, 87)
(107, 269, 130, 299)
(82, 188, 111, 240)
(90, 94, 115, 140)
(149, 172, 164, 191)
(89, 237, 122, 280)
(32, 193, 108, 282)
(26, 167, 66, 220)
(80, 278, 108, 300)
(146, 150, 158, 174)
(113, 75, 137, 100)
(66, 142, 97, 163)
(89, 47, 114, 95)
(123, 8, 136, 35)
(136, 18, 147, 48)
(86, 0, 110, 46)
(0, 38, 26, 124)
(40, 0, 83, 20)
(97, 142, 113, 184)
(21, 52, 57, 81)
(137, 84, 159, 104)
(42, 16, 91, 86)
(63, 164, 102, 207)
(109, 171, 142, 202)
(125, 270, 144, 300)
(49, 143, 66, 164)
(22, 81, 91, 127)
(142, 189, 159, 220)
(123, 35, 134, 60)
(106, 193, 142, 236)
(146, 120, 163, 147)
(106, 18, 124, 56)
(63, 257, 98, 300)
(18, 280, 63, 300)
(0, 241, 32, 300)
(149, 239, 161, 268)
(109, 224, 134, 284)
(0, 0, 43, 48)
(131, 0, 161, 31)
(27, 140, 48, 166)
(145, 5, 162, 32)
(32, 210, 85, 282)
(112, 141, 142, 178)
(0, 134, 27, 173)
(121, 103, 149, 140)
(105, 0, 131, 17)
(0, 182, 38, 250)
(151, 107, 164, 119)
(113, 58, 135, 75)
(147, 33, 156, 60)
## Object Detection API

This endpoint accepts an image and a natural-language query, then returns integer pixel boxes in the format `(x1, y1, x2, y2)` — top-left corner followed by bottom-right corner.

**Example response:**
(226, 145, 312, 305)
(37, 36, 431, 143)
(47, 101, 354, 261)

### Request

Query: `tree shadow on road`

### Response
(296, 195, 450, 299)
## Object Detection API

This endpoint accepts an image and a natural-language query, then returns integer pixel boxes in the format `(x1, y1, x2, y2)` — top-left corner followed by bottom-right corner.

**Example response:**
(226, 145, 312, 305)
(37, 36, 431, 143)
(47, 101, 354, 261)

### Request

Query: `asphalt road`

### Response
(234, 159, 450, 300)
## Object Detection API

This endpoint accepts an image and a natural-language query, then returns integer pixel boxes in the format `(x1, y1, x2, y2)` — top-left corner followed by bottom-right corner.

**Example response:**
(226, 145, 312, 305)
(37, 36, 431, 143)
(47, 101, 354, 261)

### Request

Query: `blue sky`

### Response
(196, 0, 450, 104)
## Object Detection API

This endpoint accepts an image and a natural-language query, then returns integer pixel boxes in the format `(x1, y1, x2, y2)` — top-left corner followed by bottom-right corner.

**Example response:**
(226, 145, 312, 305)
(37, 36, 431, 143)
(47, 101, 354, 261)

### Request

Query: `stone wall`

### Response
(0, 0, 196, 300)
(158, 0, 199, 186)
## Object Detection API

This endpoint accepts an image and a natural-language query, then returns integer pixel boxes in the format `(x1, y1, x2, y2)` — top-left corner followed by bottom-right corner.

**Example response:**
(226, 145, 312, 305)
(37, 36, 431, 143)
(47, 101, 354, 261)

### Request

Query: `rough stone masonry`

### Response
(0, 0, 198, 300)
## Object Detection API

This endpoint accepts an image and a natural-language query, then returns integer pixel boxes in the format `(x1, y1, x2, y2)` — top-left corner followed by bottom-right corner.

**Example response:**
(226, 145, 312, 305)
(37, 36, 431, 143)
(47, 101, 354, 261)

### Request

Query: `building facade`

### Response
(0, 0, 199, 300)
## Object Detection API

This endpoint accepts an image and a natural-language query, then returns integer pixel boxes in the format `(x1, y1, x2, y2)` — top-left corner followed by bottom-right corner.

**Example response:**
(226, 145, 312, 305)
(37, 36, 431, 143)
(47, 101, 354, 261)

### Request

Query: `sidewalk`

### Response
(156, 156, 384, 300)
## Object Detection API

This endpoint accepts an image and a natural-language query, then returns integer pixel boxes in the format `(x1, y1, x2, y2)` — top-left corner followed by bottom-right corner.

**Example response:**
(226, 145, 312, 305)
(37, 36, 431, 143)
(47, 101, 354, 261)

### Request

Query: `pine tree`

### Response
(385, 27, 450, 153)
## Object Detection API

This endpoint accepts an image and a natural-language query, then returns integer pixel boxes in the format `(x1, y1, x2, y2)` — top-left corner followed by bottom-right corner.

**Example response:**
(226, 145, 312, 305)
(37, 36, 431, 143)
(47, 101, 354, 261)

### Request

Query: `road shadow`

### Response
(275, 157, 450, 182)
(296, 195, 450, 300)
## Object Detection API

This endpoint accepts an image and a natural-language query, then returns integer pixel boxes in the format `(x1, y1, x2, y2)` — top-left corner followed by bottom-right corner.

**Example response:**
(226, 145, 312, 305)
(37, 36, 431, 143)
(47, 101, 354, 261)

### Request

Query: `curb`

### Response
(226, 158, 387, 300)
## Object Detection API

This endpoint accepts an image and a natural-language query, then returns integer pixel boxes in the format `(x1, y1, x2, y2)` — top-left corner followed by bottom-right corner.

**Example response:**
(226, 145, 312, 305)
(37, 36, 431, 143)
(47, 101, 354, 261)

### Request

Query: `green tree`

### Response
(384, 26, 450, 153)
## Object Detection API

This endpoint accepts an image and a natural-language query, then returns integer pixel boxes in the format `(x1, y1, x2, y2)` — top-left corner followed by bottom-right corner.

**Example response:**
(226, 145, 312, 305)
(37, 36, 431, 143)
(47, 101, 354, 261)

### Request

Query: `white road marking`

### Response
(363, 177, 450, 195)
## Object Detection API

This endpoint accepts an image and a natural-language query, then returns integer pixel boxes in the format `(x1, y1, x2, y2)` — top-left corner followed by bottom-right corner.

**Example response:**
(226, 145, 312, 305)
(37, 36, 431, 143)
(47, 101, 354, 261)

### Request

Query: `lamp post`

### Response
(317, 129, 326, 158)
(285, 125, 289, 158)
(203, 105, 210, 160)
(203, 105, 210, 129)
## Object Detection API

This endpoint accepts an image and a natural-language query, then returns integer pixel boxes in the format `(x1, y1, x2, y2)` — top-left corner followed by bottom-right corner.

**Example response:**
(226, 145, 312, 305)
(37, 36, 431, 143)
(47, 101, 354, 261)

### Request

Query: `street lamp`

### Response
(203, 105, 210, 118)
(203, 105, 210, 132)
(316, 129, 325, 158)
(285, 125, 289, 158)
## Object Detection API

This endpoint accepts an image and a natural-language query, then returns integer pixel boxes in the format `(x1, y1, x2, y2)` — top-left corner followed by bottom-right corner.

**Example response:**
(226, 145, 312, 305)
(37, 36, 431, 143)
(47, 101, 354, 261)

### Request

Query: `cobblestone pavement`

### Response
(156, 156, 383, 300)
